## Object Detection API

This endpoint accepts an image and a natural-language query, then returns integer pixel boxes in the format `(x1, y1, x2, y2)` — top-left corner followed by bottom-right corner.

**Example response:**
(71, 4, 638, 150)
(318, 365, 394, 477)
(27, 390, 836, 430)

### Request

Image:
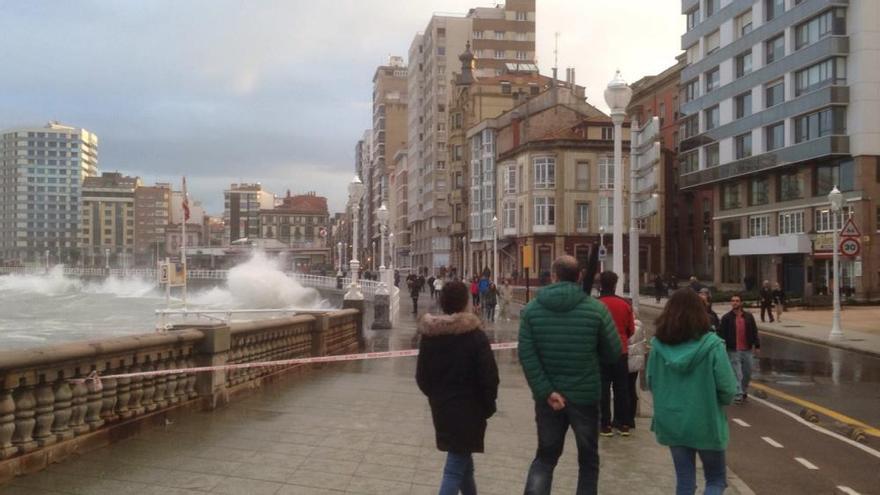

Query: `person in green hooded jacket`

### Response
(647, 288, 738, 495)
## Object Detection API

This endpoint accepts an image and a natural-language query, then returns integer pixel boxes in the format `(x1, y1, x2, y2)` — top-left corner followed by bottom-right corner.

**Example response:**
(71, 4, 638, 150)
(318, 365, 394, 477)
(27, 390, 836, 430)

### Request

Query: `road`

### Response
(641, 307, 880, 494)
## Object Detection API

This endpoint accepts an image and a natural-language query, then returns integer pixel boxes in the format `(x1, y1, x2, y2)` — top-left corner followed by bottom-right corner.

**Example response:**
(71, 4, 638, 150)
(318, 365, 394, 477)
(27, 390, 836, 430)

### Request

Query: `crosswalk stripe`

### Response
(837, 486, 861, 495)
(761, 436, 784, 448)
(732, 418, 750, 427)
(794, 457, 819, 470)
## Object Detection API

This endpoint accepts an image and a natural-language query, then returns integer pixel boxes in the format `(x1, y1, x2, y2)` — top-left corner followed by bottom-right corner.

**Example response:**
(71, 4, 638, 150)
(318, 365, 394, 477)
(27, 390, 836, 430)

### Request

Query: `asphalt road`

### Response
(641, 307, 880, 494)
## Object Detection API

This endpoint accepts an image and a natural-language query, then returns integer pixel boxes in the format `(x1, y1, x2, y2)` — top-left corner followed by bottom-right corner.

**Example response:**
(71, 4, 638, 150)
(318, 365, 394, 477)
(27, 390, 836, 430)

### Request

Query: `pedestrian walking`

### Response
(409, 277, 421, 315)
(428, 276, 436, 298)
(647, 288, 738, 495)
(597, 271, 635, 437)
(699, 288, 720, 333)
(416, 281, 499, 495)
(498, 279, 513, 321)
(759, 280, 775, 322)
(772, 282, 785, 322)
(519, 256, 621, 495)
(483, 282, 498, 322)
(418, 274, 426, 294)
(625, 317, 648, 430)
(688, 276, 704, 293)
(654, 274, 666, 303)
(719, 294, 760, 404)
(470, 277, 480, 309)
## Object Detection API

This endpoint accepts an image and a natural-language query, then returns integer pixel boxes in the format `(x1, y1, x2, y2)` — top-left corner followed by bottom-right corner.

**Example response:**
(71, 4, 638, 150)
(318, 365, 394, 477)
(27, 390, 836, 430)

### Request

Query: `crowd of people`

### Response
(415, 256, 756, 495)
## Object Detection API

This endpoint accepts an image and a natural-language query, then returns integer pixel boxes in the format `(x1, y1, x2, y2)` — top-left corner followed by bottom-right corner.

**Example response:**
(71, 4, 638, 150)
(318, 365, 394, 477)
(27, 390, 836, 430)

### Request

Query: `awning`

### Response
(729, 234, 812, 256)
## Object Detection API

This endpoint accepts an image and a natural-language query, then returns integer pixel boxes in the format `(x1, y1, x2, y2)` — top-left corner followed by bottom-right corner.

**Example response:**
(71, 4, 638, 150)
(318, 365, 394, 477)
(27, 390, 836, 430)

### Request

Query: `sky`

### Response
(0, 0, 682, 215)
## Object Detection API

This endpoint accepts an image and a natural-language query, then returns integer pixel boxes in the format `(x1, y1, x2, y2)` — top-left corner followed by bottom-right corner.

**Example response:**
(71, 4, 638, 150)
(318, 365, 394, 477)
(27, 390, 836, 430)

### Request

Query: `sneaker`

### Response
(617, 425, 631, 437)
(600, 426, 614, 437)
(733, 396, 744, 405)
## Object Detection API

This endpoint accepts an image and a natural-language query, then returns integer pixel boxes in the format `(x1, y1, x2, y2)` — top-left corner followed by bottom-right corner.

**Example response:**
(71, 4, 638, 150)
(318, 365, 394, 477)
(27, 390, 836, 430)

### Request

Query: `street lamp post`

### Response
(604, 70, 632, 295)
(599, 225, 606, 273)
(345, 176, 366, 301)
(829, 185, 843, 339)
(492, 216, 499, 285)
(389, 232, 395, 271)
(377, 203, 389, 272)
(461, 235, 467, 280)
(337, 242, 343, 277)
(104, 248, 110, 270)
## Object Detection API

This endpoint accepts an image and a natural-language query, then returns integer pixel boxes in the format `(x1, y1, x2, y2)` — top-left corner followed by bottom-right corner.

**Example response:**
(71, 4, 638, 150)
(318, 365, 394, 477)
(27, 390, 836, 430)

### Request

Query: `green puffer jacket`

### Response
(518, 282, 622, 405)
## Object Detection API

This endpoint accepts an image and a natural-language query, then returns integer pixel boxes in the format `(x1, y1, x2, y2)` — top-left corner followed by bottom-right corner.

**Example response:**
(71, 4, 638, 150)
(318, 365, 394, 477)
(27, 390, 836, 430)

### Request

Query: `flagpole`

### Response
(181, 177, 188, 310)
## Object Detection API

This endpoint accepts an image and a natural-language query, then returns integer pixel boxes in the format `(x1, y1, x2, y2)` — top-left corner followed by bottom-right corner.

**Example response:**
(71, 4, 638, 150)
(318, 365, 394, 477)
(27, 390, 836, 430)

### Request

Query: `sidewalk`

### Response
(638, 297, 880, 357)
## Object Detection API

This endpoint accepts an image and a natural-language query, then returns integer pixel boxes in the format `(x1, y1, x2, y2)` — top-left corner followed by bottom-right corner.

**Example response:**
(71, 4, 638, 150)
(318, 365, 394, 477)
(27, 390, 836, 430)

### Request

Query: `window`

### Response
(706, 0, 720, 18)
(704, 105, 719, 130)
(504, 165, 517, 193)
(473, 30, 483, 39)
(576, 161, 590, 190)
(681, 115, 699, 140)
(765, 34, 785, 64)
(735, 132, 752, 159)
(516, 32, 527, 41)
(599, 197, 613, 227)
(601, 127, 613, 140)
(794, 107, 846, 143)
(735, 91, 753, 118)
(534, 197, 555, 226)
(765, 0, 784, 21)
(795, 57, 846, 96)
(736, 9, 753, 37)
(516, 11, 527, 21)
(494, 49, 505, 59)
(500, 82, 511, 94)
(683, 79, 699, 102)
(736, 50, 753, 78)
(515, 51, 527, 60)
(722, 183, 740, 210)
(705, 30, 720, 56)
(815, 206, 851, 232)
(815, 160, 854, 194)
(796, 9, 845, 50)
(705, 67, 720, 93)
(503, 201, 516, 229)
(452, 145, 463, 161)
(533, 157, 555, 189)
(705, 143, 720, 167)
(494, 31, 504, 40)
(765, 122, 784, 151)
(680, 151, 699, 174)
(750, 177, 769, 205)
(779, 211, 804, 234)
(749, 215, 770, 237)
(437, 46, 445, 55)
(686, 43, 700, 64)
(765, 80, 784, 107)
(659, 102, 666, 125)
(598, 156, 614, 189)
(576, 203, 590, 230)
(687, 8, 700, 31)
(779, 171, 804, 201)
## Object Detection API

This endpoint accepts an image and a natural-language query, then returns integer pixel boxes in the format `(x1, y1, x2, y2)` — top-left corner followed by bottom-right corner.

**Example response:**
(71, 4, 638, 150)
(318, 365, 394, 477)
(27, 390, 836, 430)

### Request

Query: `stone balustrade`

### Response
(0, 308, 362, 481)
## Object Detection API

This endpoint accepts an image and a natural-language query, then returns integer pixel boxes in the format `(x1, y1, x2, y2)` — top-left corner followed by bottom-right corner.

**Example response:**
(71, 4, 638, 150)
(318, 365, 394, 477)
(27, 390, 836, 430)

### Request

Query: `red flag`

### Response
(182, 177, 190, 222)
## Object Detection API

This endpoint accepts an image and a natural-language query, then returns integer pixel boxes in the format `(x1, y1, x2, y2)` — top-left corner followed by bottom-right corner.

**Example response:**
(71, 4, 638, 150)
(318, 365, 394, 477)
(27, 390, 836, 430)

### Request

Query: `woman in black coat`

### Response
(416, 280, 499, 495)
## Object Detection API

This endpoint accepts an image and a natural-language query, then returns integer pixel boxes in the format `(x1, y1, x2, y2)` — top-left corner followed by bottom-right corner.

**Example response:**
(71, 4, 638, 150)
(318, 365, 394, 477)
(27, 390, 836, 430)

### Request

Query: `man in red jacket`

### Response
(597, 271, 635, 436)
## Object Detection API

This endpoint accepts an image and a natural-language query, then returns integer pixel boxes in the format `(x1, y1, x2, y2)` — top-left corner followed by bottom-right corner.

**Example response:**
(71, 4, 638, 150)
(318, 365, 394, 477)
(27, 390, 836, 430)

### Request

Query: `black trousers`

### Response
(600, 354, 630, 428)
(760, 303, 774, 322)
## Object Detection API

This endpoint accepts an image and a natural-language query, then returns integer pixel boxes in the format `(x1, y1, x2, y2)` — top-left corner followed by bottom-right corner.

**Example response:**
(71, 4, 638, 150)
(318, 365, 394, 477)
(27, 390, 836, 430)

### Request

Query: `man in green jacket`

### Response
(519, 255, 622, 495)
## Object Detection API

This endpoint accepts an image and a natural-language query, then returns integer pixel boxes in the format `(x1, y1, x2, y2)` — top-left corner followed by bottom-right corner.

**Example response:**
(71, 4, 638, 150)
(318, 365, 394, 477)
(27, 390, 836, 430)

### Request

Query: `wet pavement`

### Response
(0, 293, 755, 494)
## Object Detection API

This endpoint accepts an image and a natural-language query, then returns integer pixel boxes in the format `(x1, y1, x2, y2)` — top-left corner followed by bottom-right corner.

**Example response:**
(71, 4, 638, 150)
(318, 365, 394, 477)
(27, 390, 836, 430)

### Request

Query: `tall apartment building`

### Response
(223, 183, 275, 244)
(0, 122, 98, 263)
(355, 130, 373, 264)
(134, 183, 170, 265)
(679, 0, 880, 300)
(80, 172, 140, 267)
(406, 0, 537, 275)
(392, 149, 410, 270)
(370, 57, 408, 260)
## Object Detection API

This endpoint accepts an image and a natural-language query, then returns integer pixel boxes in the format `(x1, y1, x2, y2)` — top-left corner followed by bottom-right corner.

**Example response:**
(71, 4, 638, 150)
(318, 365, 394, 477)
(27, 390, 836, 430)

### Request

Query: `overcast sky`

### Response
(0, 0, 682, 214)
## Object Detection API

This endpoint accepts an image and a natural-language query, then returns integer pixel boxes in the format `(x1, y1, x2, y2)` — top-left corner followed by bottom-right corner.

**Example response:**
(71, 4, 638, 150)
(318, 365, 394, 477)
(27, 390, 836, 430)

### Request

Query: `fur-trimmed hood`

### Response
(418, 312, 483, 336)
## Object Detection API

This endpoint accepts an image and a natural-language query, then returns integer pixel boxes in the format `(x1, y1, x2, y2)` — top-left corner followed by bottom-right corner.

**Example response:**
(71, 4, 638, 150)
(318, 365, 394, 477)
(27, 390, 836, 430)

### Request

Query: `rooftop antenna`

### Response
(554, 32, 560, 72)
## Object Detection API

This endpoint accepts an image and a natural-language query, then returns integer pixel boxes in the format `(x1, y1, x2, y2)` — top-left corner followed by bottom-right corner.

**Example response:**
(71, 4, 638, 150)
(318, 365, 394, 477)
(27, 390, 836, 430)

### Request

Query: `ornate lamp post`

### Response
(492, 216, 499, 285)
(389, 232, 395, 271)
(828, 186, 843, 339)
(377, 203, 389, 271)
(336, 242, 343, 277)
(604, 71, 632, 295)
(345, 176, 366, 301)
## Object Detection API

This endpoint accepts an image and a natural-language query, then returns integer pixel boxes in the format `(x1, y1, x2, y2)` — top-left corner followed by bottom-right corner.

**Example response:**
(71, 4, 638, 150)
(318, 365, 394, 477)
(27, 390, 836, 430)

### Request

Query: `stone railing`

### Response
(0, 308, 362, 481)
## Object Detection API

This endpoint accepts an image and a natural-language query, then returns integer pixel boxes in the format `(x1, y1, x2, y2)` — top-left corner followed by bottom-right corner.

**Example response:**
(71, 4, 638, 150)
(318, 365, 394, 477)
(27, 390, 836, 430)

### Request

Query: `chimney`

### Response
(512, 109, 522, 148)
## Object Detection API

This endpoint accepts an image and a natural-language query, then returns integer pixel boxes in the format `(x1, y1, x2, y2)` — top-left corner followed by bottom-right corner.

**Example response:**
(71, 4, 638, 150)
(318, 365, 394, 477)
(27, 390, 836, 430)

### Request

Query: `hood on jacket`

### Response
(418, 312, 482, 336)
(650, 332, 722, 373)
(535, 282, 587, 312)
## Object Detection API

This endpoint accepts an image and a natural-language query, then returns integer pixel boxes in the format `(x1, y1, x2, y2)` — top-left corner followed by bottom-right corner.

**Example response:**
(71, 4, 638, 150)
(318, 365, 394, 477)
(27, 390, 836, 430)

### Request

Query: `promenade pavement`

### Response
(0, 294, 753, 494)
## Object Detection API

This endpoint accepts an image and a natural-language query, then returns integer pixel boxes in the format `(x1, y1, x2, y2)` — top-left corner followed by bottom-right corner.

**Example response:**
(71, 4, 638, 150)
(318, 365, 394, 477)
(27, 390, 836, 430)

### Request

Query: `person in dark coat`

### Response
(719, 294, 761, 404)
(699, 288, 720, 333)
(416, 281, 499, 495)
(759, 280, 775, 322)
(654, 274, 666, 303)
(409, 278, 421, 314)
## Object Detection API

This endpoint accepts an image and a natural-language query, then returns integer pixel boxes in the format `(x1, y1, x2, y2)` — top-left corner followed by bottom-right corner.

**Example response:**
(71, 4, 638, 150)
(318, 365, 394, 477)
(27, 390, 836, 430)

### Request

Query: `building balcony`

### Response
(450, 222, 465, 234)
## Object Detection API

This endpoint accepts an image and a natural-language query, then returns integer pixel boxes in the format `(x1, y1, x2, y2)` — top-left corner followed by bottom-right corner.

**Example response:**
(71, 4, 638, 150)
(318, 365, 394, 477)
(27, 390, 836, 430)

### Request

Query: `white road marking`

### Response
(837, 486, 861, 495)
(761, 436, 784, 448)
(795, 457, 819, 470)
(751, 395, 880, 460)
(732, 418, 751, 427)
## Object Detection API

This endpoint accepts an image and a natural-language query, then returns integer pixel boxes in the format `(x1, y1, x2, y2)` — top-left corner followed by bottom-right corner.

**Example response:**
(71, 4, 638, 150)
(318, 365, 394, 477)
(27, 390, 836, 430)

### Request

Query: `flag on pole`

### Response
(182, 177, 190, 222)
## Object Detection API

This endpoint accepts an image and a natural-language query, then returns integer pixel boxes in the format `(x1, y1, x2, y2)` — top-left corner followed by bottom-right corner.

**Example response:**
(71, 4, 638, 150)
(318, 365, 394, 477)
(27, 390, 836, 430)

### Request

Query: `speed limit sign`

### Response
(840, 237, 860, 257)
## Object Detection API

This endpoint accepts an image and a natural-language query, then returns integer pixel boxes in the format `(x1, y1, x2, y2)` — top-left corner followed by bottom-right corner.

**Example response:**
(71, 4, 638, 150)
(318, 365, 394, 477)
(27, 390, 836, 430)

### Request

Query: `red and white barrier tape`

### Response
(70, 341, 519, 391)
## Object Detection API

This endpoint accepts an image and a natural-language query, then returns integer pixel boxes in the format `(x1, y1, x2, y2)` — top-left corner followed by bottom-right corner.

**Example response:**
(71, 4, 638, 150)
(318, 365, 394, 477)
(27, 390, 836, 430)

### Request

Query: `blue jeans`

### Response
(524, 401, 599, 495)
(669, 446, 727, 495)
(439, 452, 476, 495)
(728, 350, 753, 398)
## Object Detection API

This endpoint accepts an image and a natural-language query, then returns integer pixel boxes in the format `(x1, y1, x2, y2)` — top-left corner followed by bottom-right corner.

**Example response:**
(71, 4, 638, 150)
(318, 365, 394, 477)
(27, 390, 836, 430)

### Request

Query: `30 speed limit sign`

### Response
(840, 237, 860, 257)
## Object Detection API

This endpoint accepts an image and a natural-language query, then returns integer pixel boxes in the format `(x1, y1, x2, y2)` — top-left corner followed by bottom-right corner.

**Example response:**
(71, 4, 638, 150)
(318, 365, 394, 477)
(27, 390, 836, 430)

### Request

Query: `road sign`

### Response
(159, 263, 169, 284)
(840, 217, 860, 238)
(522, 244, 533, 271)
(840, 237, 860, 257)
(598, 245, 607, 261)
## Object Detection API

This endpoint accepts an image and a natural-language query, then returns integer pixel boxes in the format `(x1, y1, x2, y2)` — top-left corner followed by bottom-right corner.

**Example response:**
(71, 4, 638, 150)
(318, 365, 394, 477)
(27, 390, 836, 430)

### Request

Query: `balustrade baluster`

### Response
(141, 361, 157, 412)
(69, 378, 88, 435)
(153, 359, 168, 408)
(99, 377, 118, 423)
(51, 376, 73, 442)
(185, 355, 197, 399)
(11, 384, 37, 453)
(0, 389, 16, 458)
(85, 372, 105, 430)
(33, 380, 56, 447)
(116, 371, 132, 419)
(165, 355, 179, 405)
(128, 364, 144, 416)
(175, 356, 188, 401)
